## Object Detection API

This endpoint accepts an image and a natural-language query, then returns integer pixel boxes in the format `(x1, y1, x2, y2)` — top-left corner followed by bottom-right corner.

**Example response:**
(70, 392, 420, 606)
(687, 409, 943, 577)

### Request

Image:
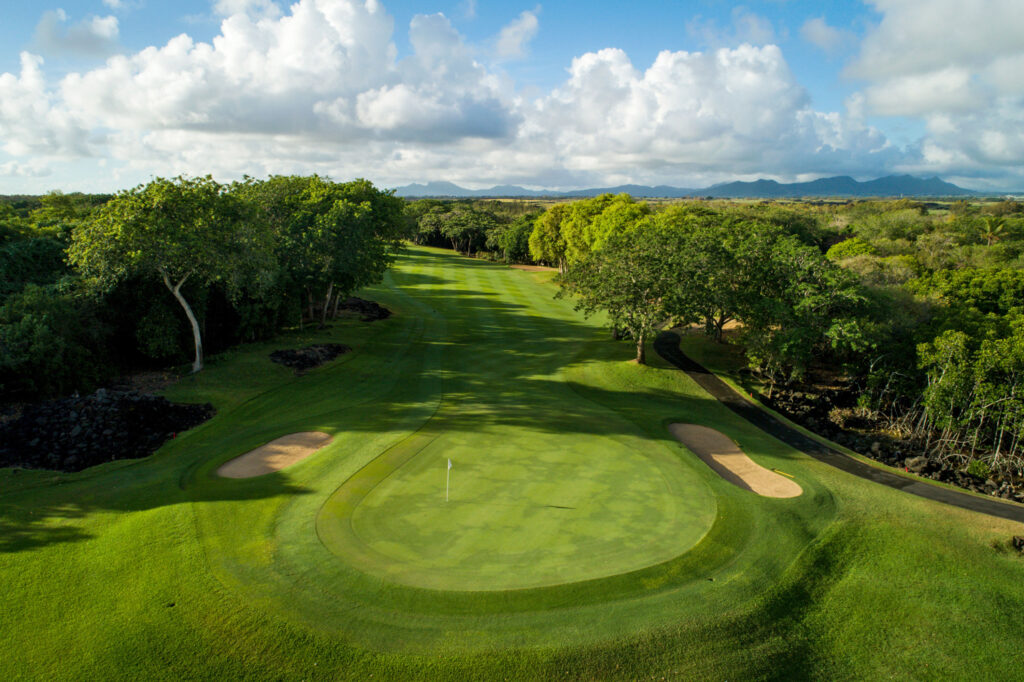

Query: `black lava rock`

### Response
(269, 343, 352, 373)
(339, 296, 392, 321)
(0, 389, 215, 473)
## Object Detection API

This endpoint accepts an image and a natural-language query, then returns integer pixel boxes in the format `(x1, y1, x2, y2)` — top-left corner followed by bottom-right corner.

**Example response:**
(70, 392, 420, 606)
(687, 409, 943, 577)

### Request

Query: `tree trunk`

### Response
(320, 283, 333, 329)
(636, 332, 646, 364)
(160, 269, 203, 373)
(332, 291, 343, 319)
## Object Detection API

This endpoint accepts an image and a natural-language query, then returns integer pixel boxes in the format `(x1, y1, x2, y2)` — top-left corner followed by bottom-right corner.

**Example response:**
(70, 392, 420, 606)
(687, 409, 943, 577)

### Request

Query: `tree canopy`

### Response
(69, 176, 269, 372)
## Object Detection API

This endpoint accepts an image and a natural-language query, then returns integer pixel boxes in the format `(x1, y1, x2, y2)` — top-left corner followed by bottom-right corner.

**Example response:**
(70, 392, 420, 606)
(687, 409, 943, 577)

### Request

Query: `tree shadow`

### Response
(0, 466, 311, 554)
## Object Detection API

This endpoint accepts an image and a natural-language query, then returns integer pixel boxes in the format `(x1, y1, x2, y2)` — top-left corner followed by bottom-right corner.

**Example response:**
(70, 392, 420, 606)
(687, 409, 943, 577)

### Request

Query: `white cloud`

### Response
(495, 8, 539, 61)
(800, 17, 855, 56)
(103, 0, 125, 8)
(34, 10, 120, 58)
(0, 52, 92, 157)
(12, 0, 1024, 191)
(846, 0, 1024, 185)
(523, 44, 894, 184)
(863, 67, 981, 116)
(0, 160, 53, 178)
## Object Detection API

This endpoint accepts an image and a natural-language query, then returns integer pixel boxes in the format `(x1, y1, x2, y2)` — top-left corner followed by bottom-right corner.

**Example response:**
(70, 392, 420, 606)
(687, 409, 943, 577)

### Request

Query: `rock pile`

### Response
(339, 296, 391, 321)
(0, 388, 215, 472)
(761, 384, 1023, 503)
(269, 343, 351, 373)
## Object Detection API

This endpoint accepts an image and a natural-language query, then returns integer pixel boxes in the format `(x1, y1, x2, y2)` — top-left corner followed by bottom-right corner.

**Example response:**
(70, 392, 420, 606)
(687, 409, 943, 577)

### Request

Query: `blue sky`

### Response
(1, 0, 1021, 192)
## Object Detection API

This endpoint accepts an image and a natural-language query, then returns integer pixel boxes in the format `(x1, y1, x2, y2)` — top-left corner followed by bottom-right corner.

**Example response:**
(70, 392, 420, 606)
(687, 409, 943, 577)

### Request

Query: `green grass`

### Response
(2, 245, 1022, 680)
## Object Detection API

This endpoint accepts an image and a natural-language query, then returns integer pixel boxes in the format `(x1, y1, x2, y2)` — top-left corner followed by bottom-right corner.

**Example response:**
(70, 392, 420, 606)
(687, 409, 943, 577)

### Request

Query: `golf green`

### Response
(318, 419, 715, 590)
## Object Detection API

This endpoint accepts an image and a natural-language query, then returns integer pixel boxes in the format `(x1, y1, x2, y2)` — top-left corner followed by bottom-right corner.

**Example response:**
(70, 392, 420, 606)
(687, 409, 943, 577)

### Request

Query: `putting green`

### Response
(318, 423, 715, 590)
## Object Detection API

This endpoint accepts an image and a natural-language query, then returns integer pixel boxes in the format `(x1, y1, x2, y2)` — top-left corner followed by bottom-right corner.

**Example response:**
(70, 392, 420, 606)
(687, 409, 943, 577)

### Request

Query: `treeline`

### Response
(1, 176, 405, 401)
(406, 199, 542, 264)
(823, 199, 1024, 476)
(405, 193, 1024, 477)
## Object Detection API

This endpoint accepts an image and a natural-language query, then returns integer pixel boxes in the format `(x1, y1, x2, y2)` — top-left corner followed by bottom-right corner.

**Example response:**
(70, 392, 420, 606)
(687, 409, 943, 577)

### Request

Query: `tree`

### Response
(556, 222, 680, 364)
(981, 216, 1007, 246)
(652, 207, 753, 342)
(487, 212, 538, 263)
(0, 283, 111, 399)
(560, 193, 617, 264)
(529, 203, 570, 271)
(236, 175, 403, 328)
(739, 238, 867, 387)
(69, 176, 267, 373)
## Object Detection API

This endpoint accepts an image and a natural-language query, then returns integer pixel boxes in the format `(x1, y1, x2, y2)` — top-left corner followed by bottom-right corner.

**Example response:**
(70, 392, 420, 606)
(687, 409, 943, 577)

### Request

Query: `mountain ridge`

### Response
(394, 174, 982, 199)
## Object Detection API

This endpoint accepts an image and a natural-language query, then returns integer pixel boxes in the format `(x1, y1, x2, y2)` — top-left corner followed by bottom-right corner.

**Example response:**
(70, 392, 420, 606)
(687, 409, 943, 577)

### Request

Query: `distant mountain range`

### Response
(394, 175, 981, 199)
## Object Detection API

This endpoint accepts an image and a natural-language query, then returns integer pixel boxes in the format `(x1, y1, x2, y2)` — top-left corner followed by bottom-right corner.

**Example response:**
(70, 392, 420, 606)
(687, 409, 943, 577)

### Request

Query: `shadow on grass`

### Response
(0, 468, 311, 554)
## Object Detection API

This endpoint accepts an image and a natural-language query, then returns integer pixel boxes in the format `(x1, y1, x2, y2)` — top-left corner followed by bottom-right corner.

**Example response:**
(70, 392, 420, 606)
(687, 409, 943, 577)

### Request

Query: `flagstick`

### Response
(446, 459, 451, 502)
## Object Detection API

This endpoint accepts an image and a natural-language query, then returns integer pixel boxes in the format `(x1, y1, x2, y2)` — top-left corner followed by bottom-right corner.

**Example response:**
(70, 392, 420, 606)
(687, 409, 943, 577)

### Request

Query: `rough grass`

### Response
(1, 245, 1022, 680)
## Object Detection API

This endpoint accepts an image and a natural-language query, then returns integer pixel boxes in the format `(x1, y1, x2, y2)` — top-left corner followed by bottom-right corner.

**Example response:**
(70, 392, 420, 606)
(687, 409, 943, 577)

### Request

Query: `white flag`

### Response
(447, 458, 452, 470)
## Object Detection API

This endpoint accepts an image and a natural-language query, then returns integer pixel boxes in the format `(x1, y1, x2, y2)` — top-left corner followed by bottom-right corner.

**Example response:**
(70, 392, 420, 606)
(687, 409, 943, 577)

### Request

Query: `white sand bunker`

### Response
(668, 424, 802, 498)
(217, 432, 332, 479)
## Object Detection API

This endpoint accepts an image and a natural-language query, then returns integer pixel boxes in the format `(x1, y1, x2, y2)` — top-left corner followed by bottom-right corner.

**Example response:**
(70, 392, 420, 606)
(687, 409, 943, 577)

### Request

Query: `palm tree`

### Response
(981, 216, 1006, 246)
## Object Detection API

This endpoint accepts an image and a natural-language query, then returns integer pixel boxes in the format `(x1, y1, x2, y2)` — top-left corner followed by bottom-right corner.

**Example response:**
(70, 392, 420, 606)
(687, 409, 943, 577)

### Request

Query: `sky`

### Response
(1, 0, 1023, 193)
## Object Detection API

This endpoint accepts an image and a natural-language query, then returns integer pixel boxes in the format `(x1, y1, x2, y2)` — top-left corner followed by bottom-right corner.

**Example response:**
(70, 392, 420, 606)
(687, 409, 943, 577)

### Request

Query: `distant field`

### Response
(1, 245, 1022, 680)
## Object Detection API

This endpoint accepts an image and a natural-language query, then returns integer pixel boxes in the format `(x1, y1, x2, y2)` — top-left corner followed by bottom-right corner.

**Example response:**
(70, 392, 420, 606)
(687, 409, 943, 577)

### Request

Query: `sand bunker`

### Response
(668, 424, 802, 498)
(217, 432, 332, 478)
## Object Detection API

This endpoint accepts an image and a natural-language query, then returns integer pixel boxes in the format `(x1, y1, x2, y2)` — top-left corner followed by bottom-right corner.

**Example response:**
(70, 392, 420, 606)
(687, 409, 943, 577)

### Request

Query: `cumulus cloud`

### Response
(847, 0, 1024, 185)
(0, 52, 93, 157)
(800, 17, 855, 56)
(495, 8, 540, 60)
(34, 9, 120, 58)
(524, 44, 895, 183)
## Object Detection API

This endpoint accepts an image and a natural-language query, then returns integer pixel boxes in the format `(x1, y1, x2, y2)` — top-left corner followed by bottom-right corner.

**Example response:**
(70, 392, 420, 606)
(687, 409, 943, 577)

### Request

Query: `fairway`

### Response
(3, 245, 1023, 680)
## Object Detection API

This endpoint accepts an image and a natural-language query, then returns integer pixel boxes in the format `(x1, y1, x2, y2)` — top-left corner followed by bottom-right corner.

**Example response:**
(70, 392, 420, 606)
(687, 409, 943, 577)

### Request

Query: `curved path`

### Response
(654, 330, 1024, 524)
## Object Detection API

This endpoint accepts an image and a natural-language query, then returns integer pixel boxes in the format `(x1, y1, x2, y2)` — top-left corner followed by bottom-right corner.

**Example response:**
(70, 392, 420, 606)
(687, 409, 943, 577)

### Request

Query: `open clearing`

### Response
(2, 245, 1023, 680)
(668, 423, 803, 498)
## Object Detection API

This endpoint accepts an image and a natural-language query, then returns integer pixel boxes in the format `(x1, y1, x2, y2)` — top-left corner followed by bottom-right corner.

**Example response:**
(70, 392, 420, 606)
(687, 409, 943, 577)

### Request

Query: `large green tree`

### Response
(529, 203, 570, 271)
(556, 221, 680, 364)
(237, 175, 404, 328)
(69, 176, 267, 373)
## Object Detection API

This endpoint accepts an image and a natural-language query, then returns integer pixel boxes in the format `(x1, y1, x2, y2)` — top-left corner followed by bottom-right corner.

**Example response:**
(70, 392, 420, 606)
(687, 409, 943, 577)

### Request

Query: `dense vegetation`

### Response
(1, 177, 405, 400)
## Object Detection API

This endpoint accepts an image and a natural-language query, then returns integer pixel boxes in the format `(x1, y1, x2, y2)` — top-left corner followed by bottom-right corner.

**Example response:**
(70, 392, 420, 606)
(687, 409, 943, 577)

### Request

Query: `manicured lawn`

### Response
(1, 245, 1022, 680)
